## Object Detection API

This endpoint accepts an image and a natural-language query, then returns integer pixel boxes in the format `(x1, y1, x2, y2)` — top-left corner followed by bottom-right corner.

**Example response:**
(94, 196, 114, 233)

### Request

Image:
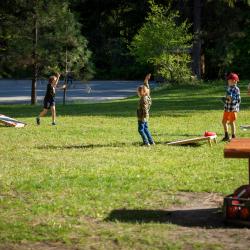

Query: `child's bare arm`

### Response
(54, 72, 61, 87)
(144, 73, 151, 89)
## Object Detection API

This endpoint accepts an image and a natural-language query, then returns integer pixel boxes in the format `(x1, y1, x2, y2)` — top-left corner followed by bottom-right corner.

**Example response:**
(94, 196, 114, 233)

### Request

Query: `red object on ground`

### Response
(231, 196, 240, 205)
(240, 207, 250, 220)
(227, 196, 240, 219)
(227, 205, 240, 218)
(204, 131, 216, 137)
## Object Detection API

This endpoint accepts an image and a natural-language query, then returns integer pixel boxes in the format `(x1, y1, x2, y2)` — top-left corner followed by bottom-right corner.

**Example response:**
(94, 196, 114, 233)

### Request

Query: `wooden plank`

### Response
(0, 114, 26, 127)
(167, 136, 212, 146)
(240, 125, 250, 130)
(224, 139, 250, 158)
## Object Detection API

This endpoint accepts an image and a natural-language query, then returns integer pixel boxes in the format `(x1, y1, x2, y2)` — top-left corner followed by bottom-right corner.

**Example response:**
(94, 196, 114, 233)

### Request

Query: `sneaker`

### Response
(52, 122, 56, 126)
(36, 117, 40, 125)
(222, 136, 230, 142)
(150, 142, 156, 146)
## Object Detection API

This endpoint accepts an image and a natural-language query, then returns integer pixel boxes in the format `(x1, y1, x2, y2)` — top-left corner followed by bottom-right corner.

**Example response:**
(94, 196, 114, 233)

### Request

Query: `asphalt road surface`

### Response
(0, 79, 157, 104)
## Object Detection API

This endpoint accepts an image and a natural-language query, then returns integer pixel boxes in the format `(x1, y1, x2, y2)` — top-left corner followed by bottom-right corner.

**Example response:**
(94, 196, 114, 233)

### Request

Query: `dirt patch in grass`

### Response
(107, 192, 250, 249)
(159, 192, 250, 250)
(1, 192, 250, 250)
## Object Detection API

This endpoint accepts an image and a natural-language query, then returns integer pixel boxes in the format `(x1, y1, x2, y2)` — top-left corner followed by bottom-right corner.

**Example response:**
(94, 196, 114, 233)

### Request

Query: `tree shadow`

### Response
(0, 101, 191, 119)
(105, 208, 242, 229)
(1, 95, 243, 119)
(36, 142, 207, 150)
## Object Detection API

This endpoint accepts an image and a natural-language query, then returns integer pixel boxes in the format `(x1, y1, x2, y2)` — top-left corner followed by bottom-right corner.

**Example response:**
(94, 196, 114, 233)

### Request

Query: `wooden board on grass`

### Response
(240, 125, 250, 130)
(167, 136, 217, 146)
(0, 114, 26, 128)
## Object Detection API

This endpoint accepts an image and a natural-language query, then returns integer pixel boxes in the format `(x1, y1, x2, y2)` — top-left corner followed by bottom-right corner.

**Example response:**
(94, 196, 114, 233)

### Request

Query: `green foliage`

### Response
(37, 0, 94, 80)
(0, 0, 94, 80)
(224, 13, 250, 79)
(130, 1, 193, 83)
(204, 1, 250, 79)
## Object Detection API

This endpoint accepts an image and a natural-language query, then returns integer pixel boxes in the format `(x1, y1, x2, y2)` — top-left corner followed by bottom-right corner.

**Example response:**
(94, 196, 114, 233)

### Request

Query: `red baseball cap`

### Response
(227, 73, 239, 81)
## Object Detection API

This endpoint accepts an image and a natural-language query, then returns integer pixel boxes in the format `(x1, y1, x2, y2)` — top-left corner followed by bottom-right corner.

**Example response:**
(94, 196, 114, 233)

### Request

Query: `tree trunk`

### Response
(31, 6, 38, 105)
(192, 0, 202, 79)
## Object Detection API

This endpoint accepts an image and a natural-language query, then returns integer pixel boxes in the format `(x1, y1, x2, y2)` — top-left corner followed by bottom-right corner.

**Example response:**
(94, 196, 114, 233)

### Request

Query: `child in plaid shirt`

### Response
(137, 85, 155, 146)
(222, 73, 241, 141)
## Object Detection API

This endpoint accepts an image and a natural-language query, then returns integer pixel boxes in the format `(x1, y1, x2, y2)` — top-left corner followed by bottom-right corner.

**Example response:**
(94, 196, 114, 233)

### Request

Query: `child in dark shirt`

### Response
(36, 73, 64, 125)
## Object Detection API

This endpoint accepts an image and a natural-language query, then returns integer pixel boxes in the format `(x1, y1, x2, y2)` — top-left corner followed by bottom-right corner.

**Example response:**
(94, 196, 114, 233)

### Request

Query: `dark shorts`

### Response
(43, 98, 55, 109)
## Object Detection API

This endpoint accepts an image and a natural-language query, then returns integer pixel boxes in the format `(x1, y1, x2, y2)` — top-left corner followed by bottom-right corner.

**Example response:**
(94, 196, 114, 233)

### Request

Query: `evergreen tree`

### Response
(0, 0, 93, 104)
(130, 1, 193, 83)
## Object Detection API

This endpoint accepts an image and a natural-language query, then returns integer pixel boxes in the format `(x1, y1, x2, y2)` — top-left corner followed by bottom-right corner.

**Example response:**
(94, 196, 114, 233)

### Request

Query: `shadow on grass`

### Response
(1, 84, 249, 118)
(165, 142, 203, 147)
(0, 100, 191, 118)
(152, 133, 201, 137)
(36, 142, 130, 150)
(2, 97, 246, 119)
(36, 142, 206, 150)
(105, 208, 240, 229)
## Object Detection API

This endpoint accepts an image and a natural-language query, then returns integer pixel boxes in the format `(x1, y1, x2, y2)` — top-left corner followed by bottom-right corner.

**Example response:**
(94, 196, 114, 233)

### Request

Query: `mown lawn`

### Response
(0, 81, 250, 249)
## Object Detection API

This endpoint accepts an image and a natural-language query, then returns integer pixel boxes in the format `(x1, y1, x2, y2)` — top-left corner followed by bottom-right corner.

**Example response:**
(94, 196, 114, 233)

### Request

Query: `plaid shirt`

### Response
(137, 95, 152, 121)
(224, 85, 241, 112)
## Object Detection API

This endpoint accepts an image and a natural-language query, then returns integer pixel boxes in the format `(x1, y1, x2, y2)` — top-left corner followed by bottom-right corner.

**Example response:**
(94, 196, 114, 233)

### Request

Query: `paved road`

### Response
(0, 79, 157, 104)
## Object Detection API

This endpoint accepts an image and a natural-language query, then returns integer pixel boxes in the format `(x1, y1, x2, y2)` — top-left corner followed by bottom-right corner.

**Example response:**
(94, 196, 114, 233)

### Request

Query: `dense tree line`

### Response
(0, 0, 93, 103)
(1, 0, 250, 83)
(72, 0, 250, 80)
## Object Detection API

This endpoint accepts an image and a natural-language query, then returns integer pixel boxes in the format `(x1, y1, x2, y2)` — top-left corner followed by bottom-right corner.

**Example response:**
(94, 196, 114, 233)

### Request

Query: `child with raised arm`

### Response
(137, 85, 155, 146)
(36, 72, 64, 126)
(143, 73, 151, 89)
(222, 73, 241, 141)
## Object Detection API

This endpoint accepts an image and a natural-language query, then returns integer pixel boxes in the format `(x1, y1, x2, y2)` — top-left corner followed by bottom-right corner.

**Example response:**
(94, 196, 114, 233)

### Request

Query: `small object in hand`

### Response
(226, 95, 232, 102)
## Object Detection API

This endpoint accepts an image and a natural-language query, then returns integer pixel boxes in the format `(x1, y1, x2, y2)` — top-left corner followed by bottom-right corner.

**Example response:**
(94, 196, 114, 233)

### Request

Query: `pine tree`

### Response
(0, 0, 93, 104)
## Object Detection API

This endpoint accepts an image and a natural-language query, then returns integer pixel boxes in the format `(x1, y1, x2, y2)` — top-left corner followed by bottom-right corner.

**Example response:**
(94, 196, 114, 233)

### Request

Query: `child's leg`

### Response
(230, 121, 236, 138)
(222, 118, 229, 140)
(51, 106, 56, 124)
(144, 122, 154, 144)
(36, 108, 47, 125)
(222, 119, 228, 133)
(39, 109, 48, 117)
(138, 121, 149, 145)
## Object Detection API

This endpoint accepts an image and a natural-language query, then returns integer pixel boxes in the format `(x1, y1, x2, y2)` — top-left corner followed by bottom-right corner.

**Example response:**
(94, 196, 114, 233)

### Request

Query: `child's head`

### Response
(49, 75, 57, 85)
(227, 73, 239, 86)
(137, 85, 150, 97)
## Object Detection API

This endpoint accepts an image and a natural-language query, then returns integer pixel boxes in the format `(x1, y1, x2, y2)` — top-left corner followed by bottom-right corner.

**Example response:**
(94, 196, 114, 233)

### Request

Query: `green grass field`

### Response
(1, 81, 250, 249)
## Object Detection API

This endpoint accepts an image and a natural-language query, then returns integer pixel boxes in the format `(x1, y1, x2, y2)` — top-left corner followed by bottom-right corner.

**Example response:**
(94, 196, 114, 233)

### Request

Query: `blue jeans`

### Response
(138, 121, 154, 144)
